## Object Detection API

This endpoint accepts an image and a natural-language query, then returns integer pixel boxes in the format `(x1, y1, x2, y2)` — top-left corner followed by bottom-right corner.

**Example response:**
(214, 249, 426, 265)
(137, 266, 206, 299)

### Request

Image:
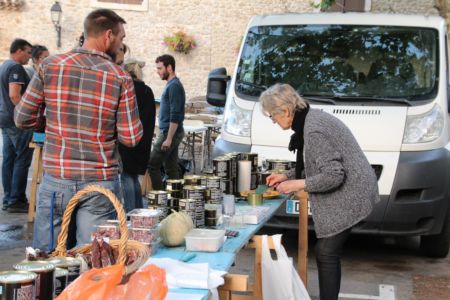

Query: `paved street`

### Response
(0, 136, 449, 299)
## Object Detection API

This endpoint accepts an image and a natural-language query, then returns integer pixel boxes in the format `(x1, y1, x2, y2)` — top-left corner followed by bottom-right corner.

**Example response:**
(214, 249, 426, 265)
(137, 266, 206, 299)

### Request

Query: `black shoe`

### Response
(7, 201, 28, 213)
(1, 205, 8, 211)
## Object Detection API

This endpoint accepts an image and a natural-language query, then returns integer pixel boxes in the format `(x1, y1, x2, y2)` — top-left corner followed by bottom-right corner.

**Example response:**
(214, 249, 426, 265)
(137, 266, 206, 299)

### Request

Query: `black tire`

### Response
(420, 208, 450, 258)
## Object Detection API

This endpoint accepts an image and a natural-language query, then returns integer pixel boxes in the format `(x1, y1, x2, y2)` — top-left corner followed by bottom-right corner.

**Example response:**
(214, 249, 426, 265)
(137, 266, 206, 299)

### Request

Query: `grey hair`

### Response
(124, 58, 145, 81)
(260, 83, 308, 117)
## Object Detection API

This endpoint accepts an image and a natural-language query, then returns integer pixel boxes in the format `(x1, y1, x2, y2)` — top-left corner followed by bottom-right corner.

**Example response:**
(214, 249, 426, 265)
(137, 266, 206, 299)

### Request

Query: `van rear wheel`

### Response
(420, 208, 450, 258)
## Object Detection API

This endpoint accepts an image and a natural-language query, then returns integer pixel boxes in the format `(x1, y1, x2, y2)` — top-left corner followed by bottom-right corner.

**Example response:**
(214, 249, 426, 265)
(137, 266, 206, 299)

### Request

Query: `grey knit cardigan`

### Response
(303, 109, 379, 238)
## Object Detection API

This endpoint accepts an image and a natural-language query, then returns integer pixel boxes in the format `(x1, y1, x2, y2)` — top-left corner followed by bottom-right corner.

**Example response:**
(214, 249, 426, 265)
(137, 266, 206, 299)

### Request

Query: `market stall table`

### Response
(152, 198, 285, 299)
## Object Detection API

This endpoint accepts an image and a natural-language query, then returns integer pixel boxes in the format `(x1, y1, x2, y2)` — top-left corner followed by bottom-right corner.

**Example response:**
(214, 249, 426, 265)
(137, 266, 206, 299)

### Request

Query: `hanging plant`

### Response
(163, 31, 197, 54)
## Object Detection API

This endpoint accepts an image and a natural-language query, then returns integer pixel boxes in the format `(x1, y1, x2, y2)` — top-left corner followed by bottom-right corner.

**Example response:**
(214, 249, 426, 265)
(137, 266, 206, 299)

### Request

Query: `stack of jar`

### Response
(147, 190, 170, 220)
(212, 152, 259, 195)
(127, 208, 161, 254)
(182, 185, 206, 227)
(0, 256, 82, 299)
(166, 179, 184, 212)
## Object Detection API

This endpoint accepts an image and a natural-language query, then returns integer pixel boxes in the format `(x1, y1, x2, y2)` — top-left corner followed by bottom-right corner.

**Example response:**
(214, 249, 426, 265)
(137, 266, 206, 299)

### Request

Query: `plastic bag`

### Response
(261, 234, 310, 300)
(56, 264, 123, 300)
(111, 264, 168, 300)
(56, 264, 168, 300)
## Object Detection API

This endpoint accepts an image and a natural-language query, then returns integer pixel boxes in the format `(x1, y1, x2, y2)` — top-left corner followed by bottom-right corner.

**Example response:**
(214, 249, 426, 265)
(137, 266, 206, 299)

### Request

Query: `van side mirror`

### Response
(207, 67, 230, 107)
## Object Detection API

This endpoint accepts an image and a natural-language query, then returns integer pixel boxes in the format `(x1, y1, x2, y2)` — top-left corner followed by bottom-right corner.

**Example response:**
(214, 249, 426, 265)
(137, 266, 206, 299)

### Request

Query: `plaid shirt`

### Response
(15, 48, 143, 181)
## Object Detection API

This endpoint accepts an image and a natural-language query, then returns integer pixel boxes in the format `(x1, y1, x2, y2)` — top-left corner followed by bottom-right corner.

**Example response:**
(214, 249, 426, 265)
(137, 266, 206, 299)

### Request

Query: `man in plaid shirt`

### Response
(15, 9, 143, 251)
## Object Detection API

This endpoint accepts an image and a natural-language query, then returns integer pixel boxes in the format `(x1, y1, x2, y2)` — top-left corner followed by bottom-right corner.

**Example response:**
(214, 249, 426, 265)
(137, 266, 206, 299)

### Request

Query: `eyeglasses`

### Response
(268, 112, 277, 120)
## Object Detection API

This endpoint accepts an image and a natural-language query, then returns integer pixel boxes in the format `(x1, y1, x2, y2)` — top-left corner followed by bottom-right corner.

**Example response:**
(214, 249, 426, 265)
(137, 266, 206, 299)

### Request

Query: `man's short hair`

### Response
(10, 39, 32, 54)
(155, 54, 176, 72)
(31, 45, 48, 60)
(84, 9, 126, 38)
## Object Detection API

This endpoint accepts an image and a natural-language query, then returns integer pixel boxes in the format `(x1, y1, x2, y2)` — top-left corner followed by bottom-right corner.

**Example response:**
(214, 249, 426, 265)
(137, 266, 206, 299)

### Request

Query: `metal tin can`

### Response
(267, 159, 295, 171)
(220, 179, 232, 194)
(179, 199, 196, 211)
(167, 189, 183, 199)
(205, 217, 217, 227)
(206, 188, 222, 204)
(54, 268, 68, 296)
(205, 176, 222, 189)
(183, 185, 206, 202)
(166, 179, 184, 191)
(168, 197, 179, 208)
(0, 270, 37, 300)
(250, 172, 258, 190)
(258, 171, 272, 186)
(147, 190, 169, 206)
(14, 260, 55, 300)
(183, 175, 203, 186)
(212, 157, 231, 178)
(45, 256, 81, 284)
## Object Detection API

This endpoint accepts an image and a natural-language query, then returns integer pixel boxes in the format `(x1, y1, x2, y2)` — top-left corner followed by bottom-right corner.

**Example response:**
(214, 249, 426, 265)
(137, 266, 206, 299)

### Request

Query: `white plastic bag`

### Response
(261, 234, 310, 300)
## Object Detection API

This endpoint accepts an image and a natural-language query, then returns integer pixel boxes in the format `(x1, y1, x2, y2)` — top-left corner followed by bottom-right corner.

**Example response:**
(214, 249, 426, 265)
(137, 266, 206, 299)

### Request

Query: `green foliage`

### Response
(311, 0, 336, 9)
(163, 31, 197, 54)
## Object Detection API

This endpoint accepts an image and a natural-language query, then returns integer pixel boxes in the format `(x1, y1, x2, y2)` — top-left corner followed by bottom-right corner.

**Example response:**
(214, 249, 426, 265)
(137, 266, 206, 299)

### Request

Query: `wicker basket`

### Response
(51, 185, 150, 275)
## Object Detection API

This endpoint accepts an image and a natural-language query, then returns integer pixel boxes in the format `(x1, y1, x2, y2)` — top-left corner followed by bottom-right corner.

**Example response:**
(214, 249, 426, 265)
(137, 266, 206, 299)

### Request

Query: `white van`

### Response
(207, 13, 450, 257)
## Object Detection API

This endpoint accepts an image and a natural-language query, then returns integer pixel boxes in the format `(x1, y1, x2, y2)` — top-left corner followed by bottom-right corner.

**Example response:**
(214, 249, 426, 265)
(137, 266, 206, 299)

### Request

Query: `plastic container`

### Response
(128, 209, 162, 228)
(185, 229, 226, 252)
(129, 227, 160, 243)
(95, 223, 120, 239)
(145, 239, 161, 256)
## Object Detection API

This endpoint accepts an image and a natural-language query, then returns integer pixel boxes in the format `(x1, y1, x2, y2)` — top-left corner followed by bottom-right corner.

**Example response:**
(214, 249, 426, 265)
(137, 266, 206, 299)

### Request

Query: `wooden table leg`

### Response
(297, 191, 309, 286)
(28, 142, 42, 223)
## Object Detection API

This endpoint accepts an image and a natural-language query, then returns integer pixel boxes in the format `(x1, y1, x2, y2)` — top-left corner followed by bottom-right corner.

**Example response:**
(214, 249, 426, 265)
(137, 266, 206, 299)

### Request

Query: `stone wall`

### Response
(0, 0, 442, 99)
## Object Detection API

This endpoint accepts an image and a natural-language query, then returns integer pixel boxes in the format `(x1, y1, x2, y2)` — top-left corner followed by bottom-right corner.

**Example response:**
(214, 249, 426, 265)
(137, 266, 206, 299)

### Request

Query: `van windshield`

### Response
(236, 25, 438, 103)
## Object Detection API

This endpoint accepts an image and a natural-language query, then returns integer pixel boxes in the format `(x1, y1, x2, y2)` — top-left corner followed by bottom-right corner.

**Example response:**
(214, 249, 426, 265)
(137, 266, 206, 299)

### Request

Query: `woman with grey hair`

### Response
(118, 58, 156, 211)
(262, 83, 379, 300)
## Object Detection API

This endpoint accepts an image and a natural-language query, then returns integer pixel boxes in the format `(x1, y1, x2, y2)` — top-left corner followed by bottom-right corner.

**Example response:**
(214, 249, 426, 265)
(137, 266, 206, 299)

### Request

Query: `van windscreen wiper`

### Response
(236, 80, 267, 92)
(301, 95, 336, 105)
(335, 96, 413, 106)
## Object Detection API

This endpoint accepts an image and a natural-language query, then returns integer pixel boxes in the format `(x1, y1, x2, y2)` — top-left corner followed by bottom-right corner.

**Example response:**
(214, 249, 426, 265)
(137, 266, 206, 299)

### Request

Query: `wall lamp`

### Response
(50, 1, 62, 48)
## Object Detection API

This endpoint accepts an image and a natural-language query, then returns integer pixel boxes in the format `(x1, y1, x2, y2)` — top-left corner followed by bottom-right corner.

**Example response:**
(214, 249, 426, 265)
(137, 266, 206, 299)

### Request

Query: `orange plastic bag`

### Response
(56, 264, 124, 300)
(56, 264, 168, 300)
(111, 264, 168, 300)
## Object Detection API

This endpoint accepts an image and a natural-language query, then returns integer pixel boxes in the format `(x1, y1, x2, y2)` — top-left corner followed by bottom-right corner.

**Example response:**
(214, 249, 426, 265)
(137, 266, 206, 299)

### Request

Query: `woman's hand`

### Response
(266, 173, 288, 188)
(276, 179, 305, 194)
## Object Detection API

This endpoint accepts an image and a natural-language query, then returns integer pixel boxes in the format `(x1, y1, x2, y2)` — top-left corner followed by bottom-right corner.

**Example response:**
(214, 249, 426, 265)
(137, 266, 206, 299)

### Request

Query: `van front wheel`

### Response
(420, 208, 450, 258)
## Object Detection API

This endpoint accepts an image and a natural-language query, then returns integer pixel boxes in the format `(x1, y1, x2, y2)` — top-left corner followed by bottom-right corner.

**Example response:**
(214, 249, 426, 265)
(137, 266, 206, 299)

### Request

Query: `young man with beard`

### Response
(148, 54, 185, 190)
(15, 9, 143, 251)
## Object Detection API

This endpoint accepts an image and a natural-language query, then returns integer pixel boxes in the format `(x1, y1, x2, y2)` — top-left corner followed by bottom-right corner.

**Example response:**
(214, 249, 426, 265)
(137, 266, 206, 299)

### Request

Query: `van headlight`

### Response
(223, 96, 252, 137)
(403, 104, 444, 144)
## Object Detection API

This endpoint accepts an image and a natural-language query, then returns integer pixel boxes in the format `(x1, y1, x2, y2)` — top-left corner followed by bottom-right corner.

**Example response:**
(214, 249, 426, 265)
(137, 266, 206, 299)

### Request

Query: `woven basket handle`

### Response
(52, 185, 128, 266)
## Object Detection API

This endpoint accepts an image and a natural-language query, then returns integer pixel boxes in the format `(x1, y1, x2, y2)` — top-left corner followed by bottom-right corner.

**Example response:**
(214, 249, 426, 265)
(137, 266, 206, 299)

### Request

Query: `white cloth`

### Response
(142, 257, 226, 300)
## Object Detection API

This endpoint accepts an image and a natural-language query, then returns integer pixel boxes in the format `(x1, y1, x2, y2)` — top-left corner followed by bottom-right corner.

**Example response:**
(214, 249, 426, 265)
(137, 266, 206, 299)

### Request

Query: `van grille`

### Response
(371, 165, 383, 180)
(332, 108, 381, 115)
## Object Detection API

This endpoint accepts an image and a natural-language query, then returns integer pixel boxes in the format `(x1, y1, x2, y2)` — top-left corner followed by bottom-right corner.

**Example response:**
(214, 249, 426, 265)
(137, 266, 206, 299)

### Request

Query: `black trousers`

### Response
(315, 228, 352, 300)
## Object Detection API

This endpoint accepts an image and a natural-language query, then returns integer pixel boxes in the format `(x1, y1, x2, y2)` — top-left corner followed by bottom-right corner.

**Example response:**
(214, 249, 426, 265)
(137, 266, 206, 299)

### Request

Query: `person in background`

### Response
(148, 54, 185, 190)
(114, 43, 127, 66)
(0, 38, 33, 213)
(119, 58, 156, 211)
(15, 9, 143, 251)
(262, 83, 379, 300)
(25, 45, 49, 79)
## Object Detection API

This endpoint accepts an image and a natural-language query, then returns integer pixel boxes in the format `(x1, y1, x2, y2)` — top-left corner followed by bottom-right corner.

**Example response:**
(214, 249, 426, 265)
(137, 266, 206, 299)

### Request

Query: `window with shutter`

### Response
(322, 0, 369, 12)
(90, 0, 148, 11)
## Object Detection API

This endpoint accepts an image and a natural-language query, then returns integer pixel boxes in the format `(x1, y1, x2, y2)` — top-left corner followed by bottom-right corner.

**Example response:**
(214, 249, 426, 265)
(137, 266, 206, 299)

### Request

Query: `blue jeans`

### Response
(33, 174, 123, 252)
(315, 228, 352, 300)
(120, 172, 144, 212)
(1, 127, 33, 206)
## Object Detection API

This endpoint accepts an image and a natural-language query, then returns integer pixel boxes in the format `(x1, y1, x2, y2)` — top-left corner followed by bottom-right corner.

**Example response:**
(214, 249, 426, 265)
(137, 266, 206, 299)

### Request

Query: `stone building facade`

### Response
(0, 0, 443, 99)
